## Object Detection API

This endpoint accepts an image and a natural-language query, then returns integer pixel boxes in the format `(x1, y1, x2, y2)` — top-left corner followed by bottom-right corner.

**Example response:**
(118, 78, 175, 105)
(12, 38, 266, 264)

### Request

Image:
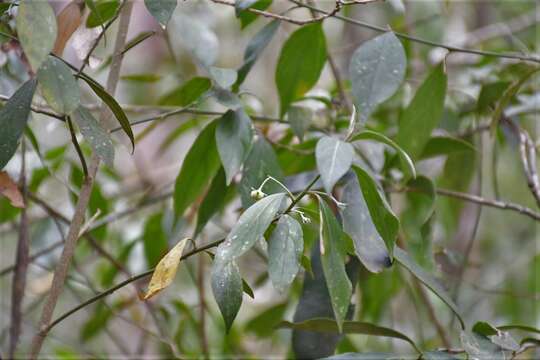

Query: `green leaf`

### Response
(235, 0, 258, 15)
(216, 109, 254, 184)
(497, 324, 540, 335)
(143, 213, 168, 268)
(16, 0, 57, 71)
(144, 0, 177, 27)
(236, 20, 280, 87)
(394, 247, 465, 329)
(77, 73, 135, 151)
(195, 168, 228, 236)
(72, 106, 114, 168)
(287, 105, 313, 141)
(318, 198, 352, 332)
(37, 56, 80, 115)
(80, 304, 112, 341)
(216, 192, 286, 263)
(158, 77, 211, 106)
(352, 166, 399, 259)
(460, 331, 505, 360)
(239, 0, 272, 29)
(280, 318, 421, 354)
(121, 74, 162, 83)
(316, 136, 354, 193)
(276, 23, 326, 116)
(420, 136, 475, 160)
(86, 0, 120, 28)
(473, 322, 499, 336)
(174, 120, 221, 217)
(341, 174, 390, 273)
(396, 63, 447, 159)
(268, 214, 303, 291)
(209, 67, 238, 89)
(349, 32, 406, 124)
(477, 81, 511, 113)
(211, 258, 243, 332)
(245, 302, 287, 337)
(350, 130, 415, 179)
(0, 79, 37, 170)
(169, 14, 219, 67)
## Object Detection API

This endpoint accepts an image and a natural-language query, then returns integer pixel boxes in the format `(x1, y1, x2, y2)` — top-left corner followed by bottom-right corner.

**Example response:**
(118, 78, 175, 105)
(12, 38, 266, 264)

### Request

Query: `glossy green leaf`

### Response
(352, 166, 399, 259)
(174, 120, 221, 217)
(341, 174, 390, 273)
(16, 0, 57, 71)
(276, 23, 326, 116)
(78, 73, 134, 151)
(216, 192, 286, 263)
(86, 0, 119, 28)
(287, 105, 312, 141)
(473, 322, 498, 336)
(169, 14, 219, 67)
(268, 214, 303, 291)
(420, 136, 475, 160)
(349, 32, 406, 124)
(216, 109, 254, 184)
(211, 258, 243, 332)
(0, 79, 37, 170)
(316, 136, 354, 193)
(396, 63, 447, 159)
(239, 0, 272, 28)
(195, 168, 228, 236)
(143, 213, 168, 268)
(144, 0, 177, 27)
(72, 106, 114, 168)
(280, 318, 421, 354)
(318, 198, 352, 332)
(37, 56, 80, 115)
(394, 247, 465, 329)
(158, 77, 211, 106)
(350, 130, 415, 178)
(236, 20, 279, 87)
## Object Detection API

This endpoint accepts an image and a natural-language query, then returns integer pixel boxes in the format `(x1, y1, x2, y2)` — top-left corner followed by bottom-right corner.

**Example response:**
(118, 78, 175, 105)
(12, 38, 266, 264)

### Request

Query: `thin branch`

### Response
(66, 116, 88, 177)
(0, 94, 64, 120)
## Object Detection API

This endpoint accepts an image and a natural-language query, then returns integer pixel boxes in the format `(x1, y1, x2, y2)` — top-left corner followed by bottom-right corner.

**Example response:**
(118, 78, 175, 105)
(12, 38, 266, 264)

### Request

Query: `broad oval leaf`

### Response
(211, 258, 243, 332)
(349, 32, 406, 124)
(174, 120, 221, 217)
(287, 105, 313, 141)
(144, 0, 177, 27)
(216, 109, 254, 184)
(316, 136, 354, 193)
(352, 166, 399, 259)
(276, 23, 326, 116)
(394, 247, 465, 329)
(396, 63, 447, 159)
(268, 214, 303, 291)
(143, 237, 189, 300)
(318, 197, 352, 332)
(16, 0, 57, 71)
(341, 175, 390, 273)
(0, 79, 37, 170)
(216, 192, 286, 263)
(72, 106, 114, 167)
(158, 76, 211, 106)
(169, 14, 219, 67)
(37, 56, 80, 115)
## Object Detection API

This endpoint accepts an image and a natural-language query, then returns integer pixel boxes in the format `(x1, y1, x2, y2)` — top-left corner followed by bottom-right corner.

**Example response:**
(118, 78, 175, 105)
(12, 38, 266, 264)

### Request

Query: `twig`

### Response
(0, 94, 64, 120)
(29, 3, 134, 357)
(413, 280, 452, 348)
(66, 116, 88, 177)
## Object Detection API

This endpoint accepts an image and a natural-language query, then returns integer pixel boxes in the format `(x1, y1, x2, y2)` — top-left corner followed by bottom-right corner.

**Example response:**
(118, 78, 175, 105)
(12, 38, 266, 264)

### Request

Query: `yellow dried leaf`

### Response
(143, 238, 189, 300)
(0, 171, 24, 208)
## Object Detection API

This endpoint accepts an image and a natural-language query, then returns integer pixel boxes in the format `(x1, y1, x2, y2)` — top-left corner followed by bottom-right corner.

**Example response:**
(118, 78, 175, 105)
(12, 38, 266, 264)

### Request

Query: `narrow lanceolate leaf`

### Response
(37, 56, 80, 115)
(72, 106, 114, 168)
(174, 121, 221, 217)
(318, 198, 352, 332)
(144, 0, 177, 27)
(78, 73, 135, 150)
(268, 215, 303, 291)
(142, 213, 169, 268)
(341, 175, 390, 273)
(217, 193, 286, 263)
(16, 0, 57, 71)
(420, 136, 475, 160)
(280, 318, 421, 354)
(394, 247, 465, 329)
(353, 166, 399, 259)
(396, 63, 447, 159)
(158, 77, 211, 106)
(236, 20, 280, 87)
(276, 23, 326, 116)
(287, 106, 312, 141)
(211, 258, 243, 332)
(144, 237, 189, 300)
(350, 130, 416, 179)
(169, 14, 219, 67)
(195, 168, 228, 236)
(0, 79, 37, 170)
(0, 171, 24, 208)
(216, 109, 254, 184)
(349, 32, 406, 124)
(316, 136, 354, 193)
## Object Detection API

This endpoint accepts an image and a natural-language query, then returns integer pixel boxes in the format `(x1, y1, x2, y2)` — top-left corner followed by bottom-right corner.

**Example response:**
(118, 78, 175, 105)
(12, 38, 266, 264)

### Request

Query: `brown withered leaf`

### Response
(0, 171, 24, 208)
(53, 1, 84, 56)
(143, 238, 189, 300)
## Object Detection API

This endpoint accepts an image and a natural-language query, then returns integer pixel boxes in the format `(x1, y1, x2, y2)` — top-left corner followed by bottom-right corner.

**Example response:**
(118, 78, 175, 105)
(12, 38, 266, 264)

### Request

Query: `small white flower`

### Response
(250, 187, 266, 200)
